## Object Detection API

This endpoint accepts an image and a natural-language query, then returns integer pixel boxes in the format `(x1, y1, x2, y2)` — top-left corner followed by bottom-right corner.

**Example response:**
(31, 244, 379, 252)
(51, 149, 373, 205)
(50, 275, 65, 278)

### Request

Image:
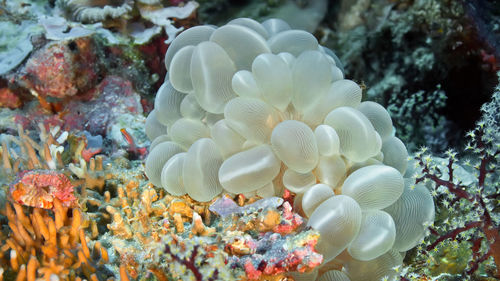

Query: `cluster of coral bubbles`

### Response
(145, 18, 435, 280)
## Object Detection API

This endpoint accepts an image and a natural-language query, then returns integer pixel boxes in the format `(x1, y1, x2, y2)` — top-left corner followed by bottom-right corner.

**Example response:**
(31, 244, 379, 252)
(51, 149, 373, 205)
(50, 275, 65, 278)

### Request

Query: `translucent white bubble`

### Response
(344, 249, 403, 281)
(161, 152, 187, 196)
(381, 136, 408, 175)
(183, 138, 223, 202)
(271, 120, 318, 173)
(302, 183, 335, 218)
(282, 169, 316, 194)
(342, 165, 404, 210)
(145, 141, 183, 187)
(324, 107, 379, 162)
(210, 24, 270, 70)
(384, 179, 435, 251)
(315, 124, 340, 156)
(165, 25, 215, 71)
(252, 53, 292, 111)
(347, 210, 396, 261)
(225, 97, 280, 143)
(307, 195, 362, 262)
(190, 41, 237, 113)
(218, 144, 281, 194)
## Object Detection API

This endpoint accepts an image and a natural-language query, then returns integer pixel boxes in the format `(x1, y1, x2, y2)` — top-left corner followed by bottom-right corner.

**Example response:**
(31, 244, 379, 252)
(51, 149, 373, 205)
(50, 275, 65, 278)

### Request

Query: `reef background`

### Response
(0, 0, 499, 280)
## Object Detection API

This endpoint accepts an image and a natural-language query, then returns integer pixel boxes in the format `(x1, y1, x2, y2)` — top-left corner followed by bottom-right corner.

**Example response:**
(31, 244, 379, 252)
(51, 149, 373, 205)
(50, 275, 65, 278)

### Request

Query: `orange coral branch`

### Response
(1, 202, 110, 280)
(54, 200, 65, 230)
(79, 229, 91, 259)
(10, 250, 19, 271)
(16, 220, 35, 248)
(13, 203, 34, 235)
(94, 242, 109, 264)
(8, 222, 26, 247)
(33, 209, 50, 241)
(70, 209, 82, 246)
(5, 203, 16, 224)
(26, 256, 37, 281)
(22, 135, 41, 169)
(2, 141, 12, 172)
(120, 265, 131, 281)
(15, 264, 26, 281)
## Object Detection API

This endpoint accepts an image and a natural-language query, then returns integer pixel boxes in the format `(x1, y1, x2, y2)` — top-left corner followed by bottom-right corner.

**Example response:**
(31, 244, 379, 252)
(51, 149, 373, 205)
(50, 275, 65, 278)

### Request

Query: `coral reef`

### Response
(60, 0, 134, 23)
(0, 124, 118, 279)
(1, 124, 68, 175)
(1, 1, 499, 280)
(0, 88, 22, 109)
(0, 20, 41, 76)
(59, 75, 144, 137)
(84, 163, 320, 280)
(4, 75, 148, 152)
(145, 17, 435, 280)
(0, 0, 200, 130)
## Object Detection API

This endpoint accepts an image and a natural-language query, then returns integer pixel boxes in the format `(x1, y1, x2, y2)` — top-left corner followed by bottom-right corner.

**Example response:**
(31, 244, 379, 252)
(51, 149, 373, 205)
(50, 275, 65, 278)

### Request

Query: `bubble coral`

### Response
(145, 18, 435, 279)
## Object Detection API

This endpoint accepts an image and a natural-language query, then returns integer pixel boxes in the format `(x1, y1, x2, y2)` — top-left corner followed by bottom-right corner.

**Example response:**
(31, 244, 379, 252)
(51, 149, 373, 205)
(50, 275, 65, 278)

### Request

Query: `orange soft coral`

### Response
(0, 200, 112, 281)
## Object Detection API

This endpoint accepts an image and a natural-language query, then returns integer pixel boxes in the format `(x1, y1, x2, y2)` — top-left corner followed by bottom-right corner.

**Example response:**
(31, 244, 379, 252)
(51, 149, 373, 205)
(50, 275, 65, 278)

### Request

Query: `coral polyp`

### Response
(145, 17, 436, 279)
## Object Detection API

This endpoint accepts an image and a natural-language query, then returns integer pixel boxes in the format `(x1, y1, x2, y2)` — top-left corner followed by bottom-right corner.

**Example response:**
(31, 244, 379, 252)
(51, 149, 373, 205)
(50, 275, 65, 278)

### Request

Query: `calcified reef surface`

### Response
(0, 0, 499, 281)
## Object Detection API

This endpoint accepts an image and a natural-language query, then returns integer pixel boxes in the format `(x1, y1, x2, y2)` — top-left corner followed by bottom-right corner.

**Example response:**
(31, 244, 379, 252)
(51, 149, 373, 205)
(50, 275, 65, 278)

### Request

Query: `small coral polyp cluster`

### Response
(145, 18, 435, 280)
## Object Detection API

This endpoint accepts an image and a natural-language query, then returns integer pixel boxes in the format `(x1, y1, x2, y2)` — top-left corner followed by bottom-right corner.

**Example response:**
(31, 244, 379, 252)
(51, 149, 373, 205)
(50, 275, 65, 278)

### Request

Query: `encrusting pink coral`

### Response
(10, 170, 77, 209)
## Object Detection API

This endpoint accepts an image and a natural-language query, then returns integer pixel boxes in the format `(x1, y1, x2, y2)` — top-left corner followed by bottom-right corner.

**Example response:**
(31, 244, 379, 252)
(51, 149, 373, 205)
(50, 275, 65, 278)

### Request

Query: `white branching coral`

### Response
(145, 18, 435, 280)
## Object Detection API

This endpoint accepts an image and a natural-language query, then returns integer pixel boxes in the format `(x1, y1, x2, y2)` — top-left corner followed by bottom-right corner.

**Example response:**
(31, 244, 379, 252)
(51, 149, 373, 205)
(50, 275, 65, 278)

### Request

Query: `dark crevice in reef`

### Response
(320, 0, 499, 152)
(440, 58, 497, 134)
